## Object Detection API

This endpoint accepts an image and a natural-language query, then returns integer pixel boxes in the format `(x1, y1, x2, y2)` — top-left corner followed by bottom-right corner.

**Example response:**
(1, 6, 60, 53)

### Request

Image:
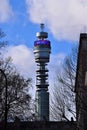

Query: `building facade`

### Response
(0, 120, 76, 130)
(75, 33, 87, 130)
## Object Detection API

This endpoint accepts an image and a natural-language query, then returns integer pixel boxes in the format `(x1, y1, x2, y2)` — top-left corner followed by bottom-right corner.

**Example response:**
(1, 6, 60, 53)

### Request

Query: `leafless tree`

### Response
(51, 45, 78, 121)
(0, 29, 33, 121)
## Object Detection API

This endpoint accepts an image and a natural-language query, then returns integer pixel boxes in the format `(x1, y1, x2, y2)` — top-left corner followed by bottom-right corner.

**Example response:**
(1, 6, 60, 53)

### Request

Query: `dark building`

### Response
(0, 120, 76, 130)
(75, 33, 87, 130)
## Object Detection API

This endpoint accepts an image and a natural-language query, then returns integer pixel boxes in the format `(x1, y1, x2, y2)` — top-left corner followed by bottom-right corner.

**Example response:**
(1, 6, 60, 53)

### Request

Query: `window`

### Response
(85, 71, 87, 86)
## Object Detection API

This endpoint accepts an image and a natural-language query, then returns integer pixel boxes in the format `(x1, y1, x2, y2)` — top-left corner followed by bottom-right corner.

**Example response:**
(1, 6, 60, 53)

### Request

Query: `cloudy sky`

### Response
(0, 0, 87, 85)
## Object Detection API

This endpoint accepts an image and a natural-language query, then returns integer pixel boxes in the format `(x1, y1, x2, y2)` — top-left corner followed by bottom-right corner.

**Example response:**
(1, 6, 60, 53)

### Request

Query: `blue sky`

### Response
(0, 0, 87, 79)
(0, 0, 74, 54)
(0, 0, 87, 120)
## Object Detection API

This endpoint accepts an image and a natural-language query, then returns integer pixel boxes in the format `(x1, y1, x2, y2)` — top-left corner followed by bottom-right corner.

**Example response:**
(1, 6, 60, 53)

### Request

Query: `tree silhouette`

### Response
(0, 29, 33, 121)
(51, 45, 78, 121)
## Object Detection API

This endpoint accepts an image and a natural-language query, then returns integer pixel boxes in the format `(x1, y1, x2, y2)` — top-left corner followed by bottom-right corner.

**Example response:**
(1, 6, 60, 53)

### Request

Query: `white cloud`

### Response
(50, 53, 65, 69)
(5, 44, 65, 98)
(49, 53, 65, 83)
(0, 0, 14, 22)
(6, 44, 65, 81)
(26, 0, 87, 41)
(7, 45, 36, 78)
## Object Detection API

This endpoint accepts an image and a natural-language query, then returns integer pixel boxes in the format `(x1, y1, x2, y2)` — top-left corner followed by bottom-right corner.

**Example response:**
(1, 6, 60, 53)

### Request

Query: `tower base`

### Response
(36, 90, 49, 121)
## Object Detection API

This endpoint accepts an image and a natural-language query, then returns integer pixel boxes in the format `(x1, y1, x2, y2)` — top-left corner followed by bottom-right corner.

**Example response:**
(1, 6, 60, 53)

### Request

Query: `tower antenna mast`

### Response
(33, 24, 51, 121)
(40, 23, 45, 32)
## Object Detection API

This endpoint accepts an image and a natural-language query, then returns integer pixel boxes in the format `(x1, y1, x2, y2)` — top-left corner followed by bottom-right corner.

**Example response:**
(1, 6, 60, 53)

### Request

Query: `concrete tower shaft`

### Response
(34, 24, 51, 121)
(36, 63, 49, 90)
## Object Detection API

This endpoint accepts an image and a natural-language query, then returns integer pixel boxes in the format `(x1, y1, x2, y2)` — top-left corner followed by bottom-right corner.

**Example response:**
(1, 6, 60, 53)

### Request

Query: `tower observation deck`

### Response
(33, 24, 51, 121)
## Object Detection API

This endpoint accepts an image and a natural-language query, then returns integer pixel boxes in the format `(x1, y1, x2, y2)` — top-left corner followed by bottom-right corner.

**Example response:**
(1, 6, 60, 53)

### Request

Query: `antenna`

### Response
(36, 23, 48, 39)
(40, 23, 44, 32)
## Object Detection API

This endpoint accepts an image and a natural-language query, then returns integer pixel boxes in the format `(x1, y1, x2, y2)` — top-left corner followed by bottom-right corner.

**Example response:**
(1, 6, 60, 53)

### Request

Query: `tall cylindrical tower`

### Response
(33, 24, 51, 121)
